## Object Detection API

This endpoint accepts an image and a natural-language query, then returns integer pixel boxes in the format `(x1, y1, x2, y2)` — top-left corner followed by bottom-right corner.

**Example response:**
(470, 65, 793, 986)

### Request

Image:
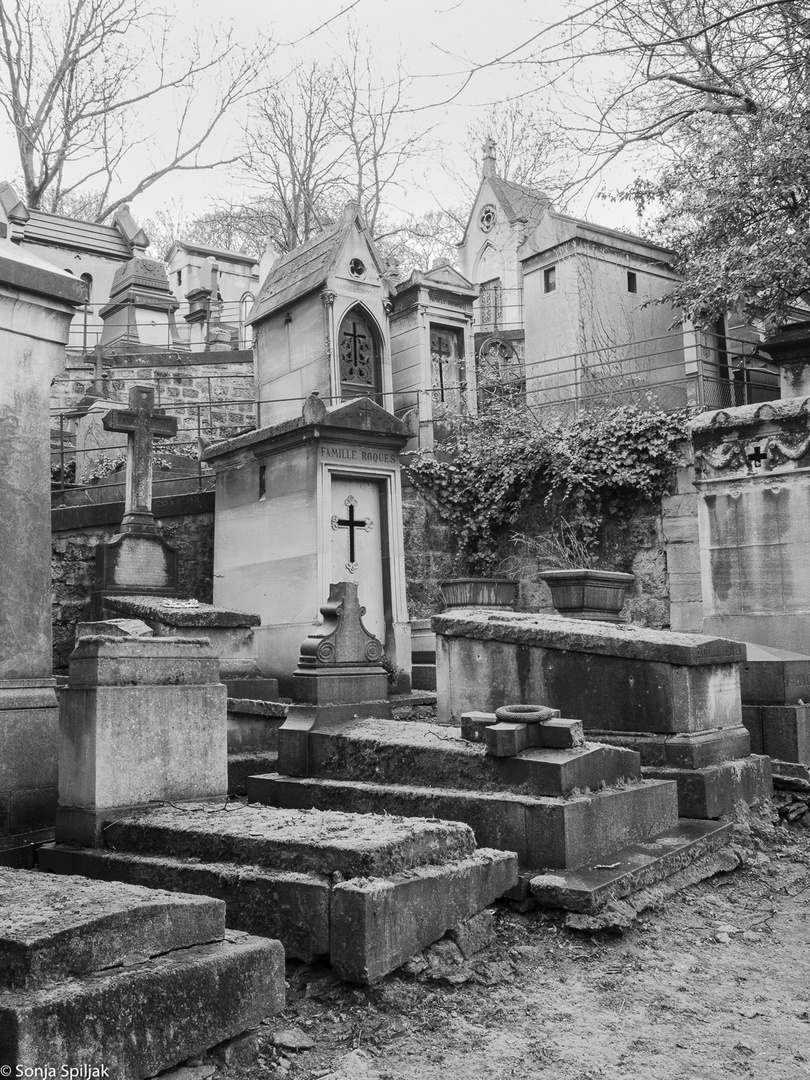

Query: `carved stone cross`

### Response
(103, 385, 177, 534)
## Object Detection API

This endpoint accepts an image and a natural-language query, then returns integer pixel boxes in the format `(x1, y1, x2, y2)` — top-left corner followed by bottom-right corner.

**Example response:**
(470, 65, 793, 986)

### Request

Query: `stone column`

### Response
(0, 242, 84, 863)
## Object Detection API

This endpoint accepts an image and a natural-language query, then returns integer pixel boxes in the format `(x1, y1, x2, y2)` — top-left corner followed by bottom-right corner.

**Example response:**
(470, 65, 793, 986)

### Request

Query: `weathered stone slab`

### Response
(304, 719, 641, 797)
(0, 933, 284, 1079)
(530, 819, 734, 913)
(586, 726, 751, 769)
(68, 636, 220, 687)
(331, 849, 516, 983)
(38, 847, 330, 964)
(0, 869, 224, 990)
(104, 595, 265, 683)
(248, 773, 679, 871)
(645, 755, 773, 819)
(433, 611, 744, 733)
(101, 803, 476, 878)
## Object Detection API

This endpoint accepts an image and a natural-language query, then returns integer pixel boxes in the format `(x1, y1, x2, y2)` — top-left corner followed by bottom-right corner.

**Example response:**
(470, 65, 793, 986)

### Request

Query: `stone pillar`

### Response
(0, 242, 84, 863)
(761, 321, 810, 399)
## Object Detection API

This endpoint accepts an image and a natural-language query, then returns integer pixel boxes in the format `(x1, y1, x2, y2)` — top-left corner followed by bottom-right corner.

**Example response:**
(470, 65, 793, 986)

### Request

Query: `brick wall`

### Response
(51, 351, 256, 447)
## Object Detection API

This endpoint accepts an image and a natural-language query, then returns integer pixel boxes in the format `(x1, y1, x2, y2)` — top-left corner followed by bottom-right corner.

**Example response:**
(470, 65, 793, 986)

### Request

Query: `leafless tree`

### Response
(237, 37, 429, 253)
(0, 0, 272, 221)
(332, 34, 429, 236)
(242, 63, 348, 252)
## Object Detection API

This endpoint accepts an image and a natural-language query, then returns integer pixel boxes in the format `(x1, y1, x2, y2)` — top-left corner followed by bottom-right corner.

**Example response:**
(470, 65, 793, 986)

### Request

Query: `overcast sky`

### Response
(0, 0, 643, 234)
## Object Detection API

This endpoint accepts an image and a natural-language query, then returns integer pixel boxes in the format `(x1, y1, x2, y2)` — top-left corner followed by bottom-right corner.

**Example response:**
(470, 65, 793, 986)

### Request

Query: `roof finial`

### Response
(482, 136, 497, 180)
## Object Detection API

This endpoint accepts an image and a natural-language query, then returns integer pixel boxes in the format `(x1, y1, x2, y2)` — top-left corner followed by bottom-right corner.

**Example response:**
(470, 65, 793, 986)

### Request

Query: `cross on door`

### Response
(747, 444, 767, 469)
(331, 494, 373, 574)
(103, 385, 177, 533)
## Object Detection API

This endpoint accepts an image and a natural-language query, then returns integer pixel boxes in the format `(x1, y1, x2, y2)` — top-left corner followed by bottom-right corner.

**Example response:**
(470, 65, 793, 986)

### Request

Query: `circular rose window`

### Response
(349, 257, 366, 278)
(480, 204, 497, 232)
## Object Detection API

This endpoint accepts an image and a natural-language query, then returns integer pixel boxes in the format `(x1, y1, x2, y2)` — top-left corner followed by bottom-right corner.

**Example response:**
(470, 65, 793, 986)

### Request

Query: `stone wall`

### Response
(402, 480, 673, 628)
(51, 493, 215, 673)
(51, 351, 256, 447)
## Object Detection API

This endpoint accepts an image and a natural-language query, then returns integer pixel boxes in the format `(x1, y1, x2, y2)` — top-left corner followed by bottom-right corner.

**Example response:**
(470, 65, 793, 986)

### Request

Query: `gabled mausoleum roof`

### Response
(250, 203, 389, 325)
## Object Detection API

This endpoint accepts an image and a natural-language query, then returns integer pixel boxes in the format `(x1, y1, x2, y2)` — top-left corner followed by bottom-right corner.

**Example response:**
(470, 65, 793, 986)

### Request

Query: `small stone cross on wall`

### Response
(103, 385, 177, 535)
(747, 444, 767, 469)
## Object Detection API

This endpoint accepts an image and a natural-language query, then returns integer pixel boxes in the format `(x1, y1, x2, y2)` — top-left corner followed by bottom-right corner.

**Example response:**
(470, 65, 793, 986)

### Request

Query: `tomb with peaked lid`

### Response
(205, 202, 412, 693)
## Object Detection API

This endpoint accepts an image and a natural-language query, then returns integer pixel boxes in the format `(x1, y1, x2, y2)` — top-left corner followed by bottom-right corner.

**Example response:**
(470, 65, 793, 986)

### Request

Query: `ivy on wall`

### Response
(406, 402, 690, 573)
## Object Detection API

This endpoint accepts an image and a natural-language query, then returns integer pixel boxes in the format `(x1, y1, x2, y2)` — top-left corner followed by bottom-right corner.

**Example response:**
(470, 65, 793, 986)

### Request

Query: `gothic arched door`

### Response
(338, 307, 381, 402)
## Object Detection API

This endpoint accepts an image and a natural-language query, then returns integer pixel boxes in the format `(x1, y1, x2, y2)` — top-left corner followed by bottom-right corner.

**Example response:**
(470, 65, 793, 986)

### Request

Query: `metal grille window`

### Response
(479, 278, 502, 328)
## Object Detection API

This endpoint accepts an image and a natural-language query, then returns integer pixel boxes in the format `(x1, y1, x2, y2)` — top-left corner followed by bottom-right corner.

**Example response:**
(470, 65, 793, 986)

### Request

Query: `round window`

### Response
(349, 257, 366, 278)
(480, 204, 497, 232)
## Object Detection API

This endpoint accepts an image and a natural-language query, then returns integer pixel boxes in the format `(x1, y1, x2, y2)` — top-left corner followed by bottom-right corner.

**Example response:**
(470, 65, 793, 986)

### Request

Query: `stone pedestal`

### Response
(57, 636, 227, 845)
(433, 610, 772, 819)
(99, 256, 184, 353)
(0, 242, 83, 862)
(204, 395, 412, 694)
(278, 581, 391, 776)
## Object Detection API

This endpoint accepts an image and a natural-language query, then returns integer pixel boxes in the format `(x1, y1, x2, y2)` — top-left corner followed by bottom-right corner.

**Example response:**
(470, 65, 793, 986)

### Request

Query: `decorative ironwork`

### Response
(339, 314, 374, 387)
(479, 278, 502, 327)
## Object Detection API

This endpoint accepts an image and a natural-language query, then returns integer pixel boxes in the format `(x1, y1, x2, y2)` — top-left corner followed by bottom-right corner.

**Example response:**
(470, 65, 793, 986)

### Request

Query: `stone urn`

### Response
(538, 569, 635, 622)
(439, 577, 518, 610)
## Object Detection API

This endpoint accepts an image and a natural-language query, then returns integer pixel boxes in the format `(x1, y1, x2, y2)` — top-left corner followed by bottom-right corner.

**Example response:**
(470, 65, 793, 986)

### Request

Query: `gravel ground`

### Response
(218, 804, 810, 1080)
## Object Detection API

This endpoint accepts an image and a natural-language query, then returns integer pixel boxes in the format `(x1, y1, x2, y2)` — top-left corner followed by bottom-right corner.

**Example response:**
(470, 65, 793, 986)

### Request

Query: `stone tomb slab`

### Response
(433, 611, 771, 818)
(41, 802, 516, 983)
(300, 717, 642, 798)
(434, 611, 745, 732)
(0, 869, 284, 1079)
(0, 868, 224, 991)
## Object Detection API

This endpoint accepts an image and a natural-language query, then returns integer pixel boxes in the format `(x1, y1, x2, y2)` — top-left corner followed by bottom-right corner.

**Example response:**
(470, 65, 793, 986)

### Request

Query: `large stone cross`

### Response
(103, 385, 177, 534)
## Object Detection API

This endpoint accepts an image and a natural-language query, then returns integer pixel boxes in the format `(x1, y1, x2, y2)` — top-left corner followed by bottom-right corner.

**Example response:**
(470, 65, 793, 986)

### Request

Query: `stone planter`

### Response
(539, 569, 635, 622)
(439, 577, 518, 610)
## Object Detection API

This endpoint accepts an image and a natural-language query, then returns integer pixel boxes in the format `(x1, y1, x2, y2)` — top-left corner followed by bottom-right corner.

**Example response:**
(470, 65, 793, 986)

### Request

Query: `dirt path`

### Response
(228, 815, 810, 1080)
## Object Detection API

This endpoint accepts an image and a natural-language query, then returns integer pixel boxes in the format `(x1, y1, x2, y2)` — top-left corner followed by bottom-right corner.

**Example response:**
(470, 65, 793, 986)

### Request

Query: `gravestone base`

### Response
(585, 726, 772, 818)
(103, 594, 274, 694)
(0, 868, 284, 1079)
(40, 803, 517, 984)
(643, 755, 773, 819)
(56, 637, 227, 848)
(91, 533, 179, 617)
(0, 681, 59, 865)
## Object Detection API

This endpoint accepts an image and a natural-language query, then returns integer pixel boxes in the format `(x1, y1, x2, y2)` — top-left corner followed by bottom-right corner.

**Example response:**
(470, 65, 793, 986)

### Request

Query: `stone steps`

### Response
(303, 718, 642, 798)
(247, 773, 679, 872)
(40, 802, 517, 983)
(0, 868, 284, 1078)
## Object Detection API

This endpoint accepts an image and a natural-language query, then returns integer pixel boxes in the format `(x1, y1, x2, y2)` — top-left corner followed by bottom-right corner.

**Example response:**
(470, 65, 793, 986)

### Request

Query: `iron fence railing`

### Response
(50, 326, 781, 494)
